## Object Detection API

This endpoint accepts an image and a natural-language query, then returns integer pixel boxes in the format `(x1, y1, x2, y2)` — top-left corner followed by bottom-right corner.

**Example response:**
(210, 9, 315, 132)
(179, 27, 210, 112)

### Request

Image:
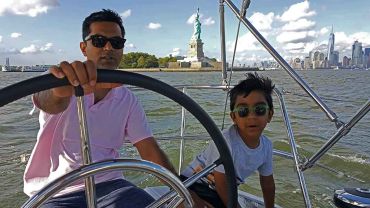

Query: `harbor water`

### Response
(0, 69, 369, 207)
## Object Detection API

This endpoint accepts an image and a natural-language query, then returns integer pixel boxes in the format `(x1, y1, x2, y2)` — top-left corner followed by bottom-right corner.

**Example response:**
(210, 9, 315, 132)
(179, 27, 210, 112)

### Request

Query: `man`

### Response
(24, 9, 176, 207)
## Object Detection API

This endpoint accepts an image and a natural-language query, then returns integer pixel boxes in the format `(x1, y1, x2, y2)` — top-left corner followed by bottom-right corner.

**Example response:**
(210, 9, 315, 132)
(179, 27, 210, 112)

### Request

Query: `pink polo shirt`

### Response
(24, 86, 153, 197)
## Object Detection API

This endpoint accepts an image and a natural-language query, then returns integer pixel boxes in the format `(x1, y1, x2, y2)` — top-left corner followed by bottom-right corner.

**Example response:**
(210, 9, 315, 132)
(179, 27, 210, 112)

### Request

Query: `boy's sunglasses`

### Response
(232, 104, 269, 117)
(84, 34, 126, 49)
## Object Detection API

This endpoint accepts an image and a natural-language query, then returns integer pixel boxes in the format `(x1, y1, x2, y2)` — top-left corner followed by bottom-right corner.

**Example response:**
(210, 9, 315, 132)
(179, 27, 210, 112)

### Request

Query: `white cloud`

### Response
(276, 31, 316, 44)
(10, 32, 22, 38)
(20, 42, 53, 54)
(0, 47, 19, 54)
(227, 31, 268, 53)
(249, 12, 275, 31)
(350, 32, 370, 46)
(126, 43, 136, 48)
(271, 0, 324, 58)
(40, 42, 52, 51)
(203, 17, 215, 26)
(278, 1, 316, 22)
(147, 22, 161, 30)
(283, 43, 306, 51)
(303, 42, 320, 53)
(230, 53, 274, 64)
(335, 32, 353, 46)
(0, 0, 59, 17)
(169, 48, 181, 56)
(334, 31, 370, 55)
(20, 44, 38, 53)
(120, 9, 131, 19)
(187, 13, 215, 26)
(282, 41, 323, 56)
(320, 27, 329, 35)
(236, 53, 258, 63)
(0, 36, 2, 43)
(312, 43, 327, 52)
(282, 18, 315, 31)
(187, 13, 197, 24)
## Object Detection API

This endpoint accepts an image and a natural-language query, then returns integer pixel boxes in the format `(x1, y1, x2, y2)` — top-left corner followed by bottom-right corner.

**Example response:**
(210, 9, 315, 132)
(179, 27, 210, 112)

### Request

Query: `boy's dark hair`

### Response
(82, 9, 125, 40)
(230, 73, 275, 111)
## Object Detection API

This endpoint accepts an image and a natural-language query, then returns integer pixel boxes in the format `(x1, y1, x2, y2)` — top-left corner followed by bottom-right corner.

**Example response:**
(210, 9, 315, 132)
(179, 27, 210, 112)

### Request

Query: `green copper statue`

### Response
(192, 8, 201, 40)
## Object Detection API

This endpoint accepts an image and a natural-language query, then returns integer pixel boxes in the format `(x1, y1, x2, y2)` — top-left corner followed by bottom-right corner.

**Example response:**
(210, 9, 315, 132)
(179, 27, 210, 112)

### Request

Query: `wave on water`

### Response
(276, 139, 302, 148)
(327, 153, 370, 165)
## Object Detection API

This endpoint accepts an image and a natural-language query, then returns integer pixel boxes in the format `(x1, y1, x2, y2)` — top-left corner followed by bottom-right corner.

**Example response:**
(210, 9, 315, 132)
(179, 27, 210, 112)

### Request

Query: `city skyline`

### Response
(288, 27, 370, 70)
(0, 0, 370, 65)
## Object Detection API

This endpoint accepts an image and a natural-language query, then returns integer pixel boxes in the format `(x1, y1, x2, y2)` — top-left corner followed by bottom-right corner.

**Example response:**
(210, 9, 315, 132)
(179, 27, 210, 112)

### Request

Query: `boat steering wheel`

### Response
(0, 70, 238, 208)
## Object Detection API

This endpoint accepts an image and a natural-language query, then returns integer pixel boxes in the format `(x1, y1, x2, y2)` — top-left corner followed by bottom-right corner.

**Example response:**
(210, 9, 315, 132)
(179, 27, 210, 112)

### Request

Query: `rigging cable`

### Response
(221, 0, 251, 130)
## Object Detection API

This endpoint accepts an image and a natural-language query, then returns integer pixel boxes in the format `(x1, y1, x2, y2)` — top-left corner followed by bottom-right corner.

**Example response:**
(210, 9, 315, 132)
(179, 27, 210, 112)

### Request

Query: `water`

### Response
(0, 69, 369, 207)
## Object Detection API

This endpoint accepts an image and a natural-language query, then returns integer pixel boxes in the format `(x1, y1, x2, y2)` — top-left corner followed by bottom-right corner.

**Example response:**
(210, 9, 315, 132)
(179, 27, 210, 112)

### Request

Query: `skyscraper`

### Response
(343, 56, 350, 68)
(327, 26, 335, 66)
(364, 48, 370, 68)
(352, 41, 363, 68)
(365, 48, 370, 57)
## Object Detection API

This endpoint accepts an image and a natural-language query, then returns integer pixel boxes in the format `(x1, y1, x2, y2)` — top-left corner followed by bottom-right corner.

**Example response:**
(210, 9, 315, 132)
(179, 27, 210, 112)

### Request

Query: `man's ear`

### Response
(80, 42, 87, 57)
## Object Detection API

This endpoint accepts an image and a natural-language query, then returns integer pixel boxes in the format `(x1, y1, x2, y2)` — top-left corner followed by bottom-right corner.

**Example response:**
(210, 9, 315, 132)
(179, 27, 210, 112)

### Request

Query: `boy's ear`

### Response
(267, 110, 274, 123)
(230, 112, 236, 123)
(80, 41, 87, 57)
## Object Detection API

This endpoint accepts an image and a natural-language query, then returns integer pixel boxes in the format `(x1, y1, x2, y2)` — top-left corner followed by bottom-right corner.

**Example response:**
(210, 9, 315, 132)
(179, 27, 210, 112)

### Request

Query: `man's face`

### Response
(80, 21, 124, 70)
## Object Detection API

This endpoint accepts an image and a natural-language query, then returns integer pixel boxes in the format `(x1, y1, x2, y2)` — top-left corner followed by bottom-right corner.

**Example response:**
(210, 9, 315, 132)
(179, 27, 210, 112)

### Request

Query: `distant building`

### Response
(365, 48, 370, 57)
(304, 57, 311, 69)
(169, 8, 221, 70)
(332, 51, 339, 66)
(183, 8, 205, 65)
(327, 26, 336, 66)
(364, 48, 370, 68)
(352, 41, 363, 68)
(342, 56, 350, 68)
(309, 51, 327, 69)
(291, 58, 302, 69)
(2, 57, 10, 71)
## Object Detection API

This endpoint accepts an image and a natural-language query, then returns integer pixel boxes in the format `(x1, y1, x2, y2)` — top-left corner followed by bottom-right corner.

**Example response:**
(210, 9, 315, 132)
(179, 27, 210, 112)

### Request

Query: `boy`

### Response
(181, 73, 276, 208)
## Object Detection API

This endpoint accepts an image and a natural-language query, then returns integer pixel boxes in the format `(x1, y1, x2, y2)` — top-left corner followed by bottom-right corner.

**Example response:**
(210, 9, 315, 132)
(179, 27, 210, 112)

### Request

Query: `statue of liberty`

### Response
(192, 8, 201, 40)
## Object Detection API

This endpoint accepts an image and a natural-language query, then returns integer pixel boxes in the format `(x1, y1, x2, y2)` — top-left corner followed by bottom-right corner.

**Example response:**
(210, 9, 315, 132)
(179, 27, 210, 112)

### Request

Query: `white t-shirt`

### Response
(181, 125, 273, 185)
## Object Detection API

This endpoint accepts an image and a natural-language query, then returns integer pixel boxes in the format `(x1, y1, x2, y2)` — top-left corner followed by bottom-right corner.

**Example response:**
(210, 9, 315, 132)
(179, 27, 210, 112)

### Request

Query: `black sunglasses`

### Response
(232, 104, 269, 117)
(84, 34, 126, 49)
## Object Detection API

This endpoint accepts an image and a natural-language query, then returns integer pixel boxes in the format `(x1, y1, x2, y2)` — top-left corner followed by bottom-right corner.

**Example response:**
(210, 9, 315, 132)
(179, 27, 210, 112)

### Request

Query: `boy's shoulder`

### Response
(260, 135, 273, 153)
(220, 125, 237, 148)
(222, 125, 238, 142)
(260, 134, 272, 142)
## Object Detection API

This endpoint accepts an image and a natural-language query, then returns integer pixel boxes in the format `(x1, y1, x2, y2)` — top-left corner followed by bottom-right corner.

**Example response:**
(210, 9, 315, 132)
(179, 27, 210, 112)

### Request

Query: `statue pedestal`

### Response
(190, 61, 208, 69)
(187, 39, 204, 61)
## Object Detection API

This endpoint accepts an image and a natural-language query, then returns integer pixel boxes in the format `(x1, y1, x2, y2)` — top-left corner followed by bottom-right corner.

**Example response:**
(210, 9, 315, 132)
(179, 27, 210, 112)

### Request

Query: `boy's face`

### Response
(230, 90, 273, 140)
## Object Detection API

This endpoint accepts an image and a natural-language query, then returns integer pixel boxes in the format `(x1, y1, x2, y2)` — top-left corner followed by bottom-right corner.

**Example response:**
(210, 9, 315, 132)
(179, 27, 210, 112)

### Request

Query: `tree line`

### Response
(119, 52, 177, 68)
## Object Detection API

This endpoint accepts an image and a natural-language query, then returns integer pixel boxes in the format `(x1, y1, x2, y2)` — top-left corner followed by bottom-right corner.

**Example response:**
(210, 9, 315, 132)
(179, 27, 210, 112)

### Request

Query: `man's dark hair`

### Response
(82, 9, 125, 40)
(229, 73, 275, 111)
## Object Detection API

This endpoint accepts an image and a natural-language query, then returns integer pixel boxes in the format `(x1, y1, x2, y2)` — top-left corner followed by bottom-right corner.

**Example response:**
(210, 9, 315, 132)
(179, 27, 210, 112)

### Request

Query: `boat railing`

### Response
(215, 1, 370, 206)
(302, 100, 370, 170)
(129, 85, 311, 205)
(220, 0, 343, 128)
(22, 159, 191, 208)
(274, 88, 311, 207)
(128, 84, 369, 208)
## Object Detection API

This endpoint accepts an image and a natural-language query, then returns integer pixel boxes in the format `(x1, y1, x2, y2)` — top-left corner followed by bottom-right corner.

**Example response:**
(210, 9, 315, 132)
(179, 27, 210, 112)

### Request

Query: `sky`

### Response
(0, 0, 369, 66)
